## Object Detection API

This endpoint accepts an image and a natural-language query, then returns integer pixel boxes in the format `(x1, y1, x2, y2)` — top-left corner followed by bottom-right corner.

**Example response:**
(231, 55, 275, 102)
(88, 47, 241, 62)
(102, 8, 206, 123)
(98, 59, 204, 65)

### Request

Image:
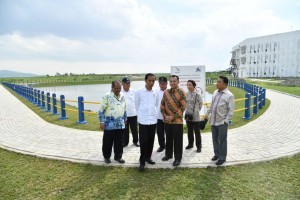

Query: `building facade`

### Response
(230, 30, 300, 78)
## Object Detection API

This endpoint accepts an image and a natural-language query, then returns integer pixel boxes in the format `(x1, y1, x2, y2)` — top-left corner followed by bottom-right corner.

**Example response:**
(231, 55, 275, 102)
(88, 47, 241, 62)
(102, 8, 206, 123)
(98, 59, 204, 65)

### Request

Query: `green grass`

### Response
(3, 84, 270, 133)
(0, 148, 299, 199)
(247, 80, 300, 96)
(0, 73, 169, 87)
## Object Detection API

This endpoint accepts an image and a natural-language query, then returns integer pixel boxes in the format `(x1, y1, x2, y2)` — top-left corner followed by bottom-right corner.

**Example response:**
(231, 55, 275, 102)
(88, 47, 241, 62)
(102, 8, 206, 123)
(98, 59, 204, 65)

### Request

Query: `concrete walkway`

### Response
(0, 85, 299, 168)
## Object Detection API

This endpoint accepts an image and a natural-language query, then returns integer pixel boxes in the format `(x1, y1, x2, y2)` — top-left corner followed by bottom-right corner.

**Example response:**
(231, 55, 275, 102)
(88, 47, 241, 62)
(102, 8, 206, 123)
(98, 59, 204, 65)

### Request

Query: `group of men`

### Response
(98, 74, 234, 171)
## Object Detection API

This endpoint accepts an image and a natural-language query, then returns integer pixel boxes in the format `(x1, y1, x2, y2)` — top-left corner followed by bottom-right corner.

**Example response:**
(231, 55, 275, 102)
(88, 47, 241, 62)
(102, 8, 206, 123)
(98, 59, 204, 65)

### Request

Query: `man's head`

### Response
(217, 76, 228, 91)
(169, 75, 179, 89)
(145, 73, 156, 90)
(111, 80, 122, 96)
(122, 77, 131, 91)
(158, 76, 168, 91)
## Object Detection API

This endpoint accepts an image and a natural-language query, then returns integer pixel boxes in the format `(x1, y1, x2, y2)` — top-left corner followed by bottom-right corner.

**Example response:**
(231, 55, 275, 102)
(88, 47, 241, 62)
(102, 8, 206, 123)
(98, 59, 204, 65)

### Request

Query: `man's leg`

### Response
(146, 124, 156, 160)
(211, 125, 219, 158)
(139, 124, 148, 165)
(102, 130, 114, 159)
(174, 124, 183, 161)
(164, 123, 173, 158)
(113, 129, 124, 160)
(129, 116, 139, 144)
(123, 120, 130, 146)
(218, 124, 228, 160)
(156, 119, 165, 148)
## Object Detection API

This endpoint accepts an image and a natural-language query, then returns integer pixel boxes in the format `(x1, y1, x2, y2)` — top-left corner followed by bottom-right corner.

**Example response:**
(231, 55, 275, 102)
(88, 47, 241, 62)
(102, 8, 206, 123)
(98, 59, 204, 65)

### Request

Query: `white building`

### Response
(230, 30, 300, 78)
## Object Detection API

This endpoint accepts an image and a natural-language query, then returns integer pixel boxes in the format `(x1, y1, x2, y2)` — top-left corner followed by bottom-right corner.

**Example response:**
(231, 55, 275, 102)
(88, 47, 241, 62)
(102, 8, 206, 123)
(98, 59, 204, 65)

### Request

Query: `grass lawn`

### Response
(2, 84, 270, 133)
(0, 148, 299, 199)
(247, 80, 300, 96)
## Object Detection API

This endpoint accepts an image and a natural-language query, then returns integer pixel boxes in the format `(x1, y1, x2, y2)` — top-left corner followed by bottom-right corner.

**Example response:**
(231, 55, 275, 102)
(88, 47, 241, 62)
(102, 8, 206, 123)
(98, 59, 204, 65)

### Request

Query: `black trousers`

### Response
(102, 129, 124, 160)
(165, 123, 183, 161)
(123, 116, 139, 145)
(156, 119, 165, 148)
(186, 121, 202, 149)
(139, 123, 156, 165)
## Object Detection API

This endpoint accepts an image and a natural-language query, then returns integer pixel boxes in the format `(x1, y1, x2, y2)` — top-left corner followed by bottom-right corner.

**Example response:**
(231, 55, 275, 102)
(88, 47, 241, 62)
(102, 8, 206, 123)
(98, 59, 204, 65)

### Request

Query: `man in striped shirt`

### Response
(205, 76, 235, 166)
(160, 75, 187, 167)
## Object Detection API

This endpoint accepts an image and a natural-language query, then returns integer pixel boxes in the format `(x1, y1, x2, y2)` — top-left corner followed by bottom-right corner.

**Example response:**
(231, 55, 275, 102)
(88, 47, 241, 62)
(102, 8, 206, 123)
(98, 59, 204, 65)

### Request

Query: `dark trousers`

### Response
(102, 129, 124, 160)
(123, 116, 139, 145)
(139, 124, 156, 165)
(165, 123, 183, 161)
(211, 124, 228, 160)
(156, 119, 165, 148)
(186, 121, 202, 149)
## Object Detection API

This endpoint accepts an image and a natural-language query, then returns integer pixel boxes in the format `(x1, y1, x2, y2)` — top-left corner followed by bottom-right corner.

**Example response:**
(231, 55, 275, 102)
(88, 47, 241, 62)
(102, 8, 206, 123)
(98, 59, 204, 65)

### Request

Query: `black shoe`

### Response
(104, 158, 111, 164)
(185, 145, 193, 150)
(197, 148, 201, 153)
(211, 156, 219, 161)
(133, 143, 140, 147)
(162, 156, 173, 161)
(122, 143, 128, 147)
(173, 160, 181, 167)
(216, 160, 226, 165)
(157, 147, 165, 152)
(146, 159, 156, 165)
(115, 158, 125, 164)
(139, 164, 145, 171)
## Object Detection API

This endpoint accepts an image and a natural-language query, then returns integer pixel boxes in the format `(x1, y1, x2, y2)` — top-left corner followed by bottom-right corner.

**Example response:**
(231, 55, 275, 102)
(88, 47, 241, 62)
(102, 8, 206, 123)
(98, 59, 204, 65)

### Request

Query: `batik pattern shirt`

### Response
(160, 87, 187, 124)
(98, 92, 127, 130)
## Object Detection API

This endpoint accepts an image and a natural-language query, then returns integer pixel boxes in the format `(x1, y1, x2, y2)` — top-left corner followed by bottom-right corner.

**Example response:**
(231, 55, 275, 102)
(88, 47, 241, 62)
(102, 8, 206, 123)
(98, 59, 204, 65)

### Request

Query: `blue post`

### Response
(33, 89, 37, 104)
(46, 92, 51, 112)
(37, 90, 41, 106)
(59, 95, 68, 120)
(259, 87, 263, 109)
(243, 93, 251, 120)
(262, 88, 266, 106)
(41, 91, 45, 109)
(77, 96, 87, 124)
(52, 93, 58, 115)
(29, 88, 33, 102)
(253, 91, 258, 114)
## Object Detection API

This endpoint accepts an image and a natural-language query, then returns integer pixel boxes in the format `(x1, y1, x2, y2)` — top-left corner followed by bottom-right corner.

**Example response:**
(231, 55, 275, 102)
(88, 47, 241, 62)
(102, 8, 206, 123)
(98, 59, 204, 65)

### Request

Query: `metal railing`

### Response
(2, 80, 266, 125)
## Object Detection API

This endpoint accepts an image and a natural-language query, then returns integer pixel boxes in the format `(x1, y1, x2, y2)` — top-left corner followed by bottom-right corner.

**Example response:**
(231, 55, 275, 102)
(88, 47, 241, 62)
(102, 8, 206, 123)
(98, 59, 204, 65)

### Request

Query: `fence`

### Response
(2, 80, 266, 124)
(206, 79, 266, 120)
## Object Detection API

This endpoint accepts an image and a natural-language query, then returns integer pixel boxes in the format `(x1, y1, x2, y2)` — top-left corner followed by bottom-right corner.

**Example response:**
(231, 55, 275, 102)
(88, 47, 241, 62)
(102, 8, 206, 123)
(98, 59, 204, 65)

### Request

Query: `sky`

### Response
(0, 0, 300, 75)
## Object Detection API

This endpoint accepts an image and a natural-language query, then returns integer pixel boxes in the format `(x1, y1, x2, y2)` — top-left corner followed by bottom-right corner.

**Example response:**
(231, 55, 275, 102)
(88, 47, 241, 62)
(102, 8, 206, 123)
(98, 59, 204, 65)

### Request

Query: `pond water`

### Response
(36, 81, 212, 114)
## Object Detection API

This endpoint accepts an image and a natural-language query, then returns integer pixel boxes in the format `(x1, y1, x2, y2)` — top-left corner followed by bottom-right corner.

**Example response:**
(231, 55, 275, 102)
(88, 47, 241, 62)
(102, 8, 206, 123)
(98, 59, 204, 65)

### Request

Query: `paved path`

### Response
(0, 85, 299, 168)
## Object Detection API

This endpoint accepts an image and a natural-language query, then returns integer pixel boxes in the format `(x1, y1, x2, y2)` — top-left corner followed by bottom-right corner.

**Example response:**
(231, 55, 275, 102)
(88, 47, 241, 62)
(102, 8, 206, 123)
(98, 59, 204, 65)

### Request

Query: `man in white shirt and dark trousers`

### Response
(205, 76, 235, 166)
(121, 77, 139, 147)
(135, 73, 158, 171)
(156, 77, 168, 152)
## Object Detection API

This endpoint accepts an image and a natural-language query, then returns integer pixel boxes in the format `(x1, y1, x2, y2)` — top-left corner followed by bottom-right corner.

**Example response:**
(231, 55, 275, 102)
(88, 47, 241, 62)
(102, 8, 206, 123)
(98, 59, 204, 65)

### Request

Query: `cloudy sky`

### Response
(0, 0, 300, 75)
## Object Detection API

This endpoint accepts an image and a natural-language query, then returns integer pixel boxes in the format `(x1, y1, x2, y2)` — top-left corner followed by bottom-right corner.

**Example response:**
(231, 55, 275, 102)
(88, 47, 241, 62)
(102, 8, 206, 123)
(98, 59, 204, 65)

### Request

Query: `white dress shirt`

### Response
(135, 86, 158, 125)
(121, 88, 137, 117)
(156, 89, 165, 120)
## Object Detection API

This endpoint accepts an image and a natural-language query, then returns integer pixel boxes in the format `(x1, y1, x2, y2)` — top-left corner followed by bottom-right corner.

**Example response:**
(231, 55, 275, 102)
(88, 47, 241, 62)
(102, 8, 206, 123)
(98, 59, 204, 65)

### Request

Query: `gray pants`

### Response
(211, 124, 228, 160)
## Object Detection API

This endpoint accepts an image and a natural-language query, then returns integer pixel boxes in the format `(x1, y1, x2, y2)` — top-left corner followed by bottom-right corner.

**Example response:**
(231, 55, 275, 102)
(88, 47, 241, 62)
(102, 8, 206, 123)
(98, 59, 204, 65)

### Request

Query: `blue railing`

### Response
(2, 80, 266, 124)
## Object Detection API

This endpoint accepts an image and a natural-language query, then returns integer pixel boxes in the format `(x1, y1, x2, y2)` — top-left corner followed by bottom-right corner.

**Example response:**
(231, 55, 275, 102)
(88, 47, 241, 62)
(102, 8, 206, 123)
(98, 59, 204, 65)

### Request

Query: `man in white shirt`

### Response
(205, 76, 235, 166)
(156, 77, 168, 152)
(121, 77, 139, 147)
(135, 73, 158, 171)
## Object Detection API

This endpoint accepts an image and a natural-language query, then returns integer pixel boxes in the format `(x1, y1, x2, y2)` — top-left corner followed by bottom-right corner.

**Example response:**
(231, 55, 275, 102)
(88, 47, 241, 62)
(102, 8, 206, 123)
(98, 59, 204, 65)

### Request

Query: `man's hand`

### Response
(100, 123, 105, 130)
(165, 115, 174, 122)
